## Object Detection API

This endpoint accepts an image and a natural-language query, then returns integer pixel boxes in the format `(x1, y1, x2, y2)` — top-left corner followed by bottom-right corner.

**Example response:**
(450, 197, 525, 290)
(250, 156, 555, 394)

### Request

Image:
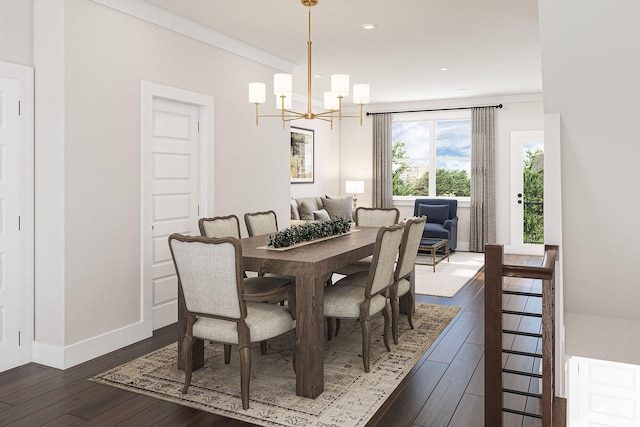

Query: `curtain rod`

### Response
(365, 103, 502, 116)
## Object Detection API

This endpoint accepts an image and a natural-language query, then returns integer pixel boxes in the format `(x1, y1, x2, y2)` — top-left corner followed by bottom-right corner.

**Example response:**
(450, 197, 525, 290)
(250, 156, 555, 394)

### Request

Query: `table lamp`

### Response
(345, 180, 365, 209)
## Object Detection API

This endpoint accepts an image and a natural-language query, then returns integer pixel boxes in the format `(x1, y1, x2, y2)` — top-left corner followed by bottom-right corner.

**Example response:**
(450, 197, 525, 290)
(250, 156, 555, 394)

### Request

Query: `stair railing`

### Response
(484, 244, 559, 427)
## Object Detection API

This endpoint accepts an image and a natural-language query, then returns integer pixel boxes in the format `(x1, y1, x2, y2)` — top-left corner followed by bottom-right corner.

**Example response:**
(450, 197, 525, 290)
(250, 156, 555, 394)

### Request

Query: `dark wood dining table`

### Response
(177, 225, 414, 399)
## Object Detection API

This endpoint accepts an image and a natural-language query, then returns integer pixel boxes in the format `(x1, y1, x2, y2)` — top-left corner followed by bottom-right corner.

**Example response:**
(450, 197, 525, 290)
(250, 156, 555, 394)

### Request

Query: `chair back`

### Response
(395, 216, 427, 280)
(244, 210, 278, 236)
(168, 234, 245, 320)
(355, 207, 400, 227)
(366, 224, 405, 296)
(199, 215, 242, 239)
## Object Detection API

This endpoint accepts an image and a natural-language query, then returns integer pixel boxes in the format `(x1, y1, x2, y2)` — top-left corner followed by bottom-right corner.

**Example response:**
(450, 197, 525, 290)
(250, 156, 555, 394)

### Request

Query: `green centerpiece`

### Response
(267, 216, 351, 248)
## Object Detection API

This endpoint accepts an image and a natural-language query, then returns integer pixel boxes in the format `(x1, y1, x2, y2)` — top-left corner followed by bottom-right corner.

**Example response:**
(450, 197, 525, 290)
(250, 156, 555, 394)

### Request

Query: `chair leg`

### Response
(238, 342, 251, 410)
(391, 296, 400, 345)
(182, 335, 195, 394)
(406, 291, 415, 330)
(382, 303, 391, 352)
(335, 318, 341, 336)
(224, 344, 232, 364)
(260, 340, 267, 355)
(327, 317, 335, 341)
(361, 316, 371, 373)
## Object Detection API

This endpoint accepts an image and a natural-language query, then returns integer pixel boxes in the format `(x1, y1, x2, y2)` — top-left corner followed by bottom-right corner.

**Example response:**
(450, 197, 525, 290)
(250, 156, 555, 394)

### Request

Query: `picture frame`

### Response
(290, 127, 314, 183)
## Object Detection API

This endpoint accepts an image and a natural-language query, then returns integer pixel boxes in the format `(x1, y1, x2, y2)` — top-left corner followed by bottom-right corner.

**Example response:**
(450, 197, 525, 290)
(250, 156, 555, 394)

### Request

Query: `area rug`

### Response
(415, 251, 484, 297)
(92, 303, 460, 427)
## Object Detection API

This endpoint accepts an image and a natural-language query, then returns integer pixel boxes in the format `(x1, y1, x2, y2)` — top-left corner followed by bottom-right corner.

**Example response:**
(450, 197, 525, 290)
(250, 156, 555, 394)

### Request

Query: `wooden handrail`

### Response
(484, 244, 559, 427)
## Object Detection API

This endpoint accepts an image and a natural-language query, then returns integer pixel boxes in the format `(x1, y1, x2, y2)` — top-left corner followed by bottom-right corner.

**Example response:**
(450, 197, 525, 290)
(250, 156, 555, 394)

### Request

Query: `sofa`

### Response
(413, 198, 458, 251)
(290, 196, 354, 226)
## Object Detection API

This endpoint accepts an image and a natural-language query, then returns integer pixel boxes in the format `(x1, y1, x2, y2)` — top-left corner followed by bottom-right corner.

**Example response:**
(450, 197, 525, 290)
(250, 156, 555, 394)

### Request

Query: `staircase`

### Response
(484, 244, 560, 426)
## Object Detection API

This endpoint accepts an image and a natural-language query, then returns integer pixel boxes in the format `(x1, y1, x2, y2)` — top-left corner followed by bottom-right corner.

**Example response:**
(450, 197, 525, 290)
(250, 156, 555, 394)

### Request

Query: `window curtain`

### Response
(469, 107, 496, 252)
(372, 113, 393, 208)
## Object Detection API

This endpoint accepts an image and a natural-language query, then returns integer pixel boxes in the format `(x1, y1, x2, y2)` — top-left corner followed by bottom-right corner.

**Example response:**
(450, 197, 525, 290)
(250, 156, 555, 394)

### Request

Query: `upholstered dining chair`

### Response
(354, 207, 400, 227)
(389, 216, 426, 344)
(168, 234, 296, 410)
(199, 214, 243, 240)
(244, 210, 278, 237)
(334, 207, 400, 276)
(324, 223, 404, 372)
(199, 214, 295, 354)
(243, 210, 297, 284)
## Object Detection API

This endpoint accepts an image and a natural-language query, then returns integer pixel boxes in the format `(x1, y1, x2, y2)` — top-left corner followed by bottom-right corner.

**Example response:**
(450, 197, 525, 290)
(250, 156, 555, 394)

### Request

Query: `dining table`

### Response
(177, 225, 415, 399)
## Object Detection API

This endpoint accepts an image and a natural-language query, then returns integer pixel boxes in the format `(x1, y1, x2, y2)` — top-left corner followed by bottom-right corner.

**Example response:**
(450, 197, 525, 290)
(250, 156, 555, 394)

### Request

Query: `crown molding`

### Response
(90, 0, 295, 73)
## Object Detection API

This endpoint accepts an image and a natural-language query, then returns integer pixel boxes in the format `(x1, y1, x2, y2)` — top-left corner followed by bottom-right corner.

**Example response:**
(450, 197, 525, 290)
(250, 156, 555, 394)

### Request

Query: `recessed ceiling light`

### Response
(440, 67, 449, 71)
(313, 74, 323, 78)
(361, 23, 377, 30)
(458, 88, 469, 92)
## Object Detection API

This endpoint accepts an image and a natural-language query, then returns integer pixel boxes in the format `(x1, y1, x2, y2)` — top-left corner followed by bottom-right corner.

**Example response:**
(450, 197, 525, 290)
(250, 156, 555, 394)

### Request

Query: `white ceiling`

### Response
(144, 0, 542, 105)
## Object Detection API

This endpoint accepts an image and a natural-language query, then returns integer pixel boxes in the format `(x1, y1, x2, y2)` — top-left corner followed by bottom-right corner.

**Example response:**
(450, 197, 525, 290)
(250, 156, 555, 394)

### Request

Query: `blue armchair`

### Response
(413, 198, 458, 251)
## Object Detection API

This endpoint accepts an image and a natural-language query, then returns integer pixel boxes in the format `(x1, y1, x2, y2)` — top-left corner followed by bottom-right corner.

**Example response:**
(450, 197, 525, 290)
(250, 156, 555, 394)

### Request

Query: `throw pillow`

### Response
(418, 204, 449, 224)
(298, 200, 316, 221)
(322, 196, 353, 221)
(290, 198, 300, 221)
(313, 209, 330, 221)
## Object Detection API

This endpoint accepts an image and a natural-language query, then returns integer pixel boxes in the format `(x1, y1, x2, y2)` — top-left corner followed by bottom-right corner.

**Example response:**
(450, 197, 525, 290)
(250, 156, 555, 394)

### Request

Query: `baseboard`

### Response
(32, 320, 151, 370)
(153, 300, 178, 330)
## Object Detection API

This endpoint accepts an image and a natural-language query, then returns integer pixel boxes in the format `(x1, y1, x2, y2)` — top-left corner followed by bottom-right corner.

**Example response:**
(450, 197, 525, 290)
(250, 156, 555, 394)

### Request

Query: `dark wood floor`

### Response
(0, 254, 544, 427)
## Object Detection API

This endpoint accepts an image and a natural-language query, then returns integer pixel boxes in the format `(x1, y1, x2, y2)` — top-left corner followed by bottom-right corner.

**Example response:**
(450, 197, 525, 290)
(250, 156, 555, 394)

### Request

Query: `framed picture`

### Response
(290, 127, 314, 183)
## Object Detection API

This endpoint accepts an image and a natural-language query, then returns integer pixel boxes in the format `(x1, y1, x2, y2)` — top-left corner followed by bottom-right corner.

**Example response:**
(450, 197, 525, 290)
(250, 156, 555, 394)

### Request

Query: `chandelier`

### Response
(248, 0, 370, 128)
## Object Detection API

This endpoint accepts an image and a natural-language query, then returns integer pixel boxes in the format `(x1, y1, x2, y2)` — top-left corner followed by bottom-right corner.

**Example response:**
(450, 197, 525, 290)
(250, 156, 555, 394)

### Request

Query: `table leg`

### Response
(295, 274, 325, 398)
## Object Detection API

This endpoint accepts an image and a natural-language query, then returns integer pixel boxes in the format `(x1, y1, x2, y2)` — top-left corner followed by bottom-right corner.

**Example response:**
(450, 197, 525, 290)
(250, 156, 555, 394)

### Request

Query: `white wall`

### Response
(288, 106, 341, 203)
(0, 0, 32, 67)
(32, 0, 292, 367)
(539, 0, 640, 365)
(338, 95, 544, 251)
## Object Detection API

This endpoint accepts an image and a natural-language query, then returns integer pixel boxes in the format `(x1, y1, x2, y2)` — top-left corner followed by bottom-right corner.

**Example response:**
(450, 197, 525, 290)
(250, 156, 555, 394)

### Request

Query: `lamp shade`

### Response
(324, 91, 340, 110)
(249, 82, 266, 103)
(345, 180, 365, 194)
(274, 73, 292, 96)
(331, 74, 350, 96)
(353, 84, 370, 104)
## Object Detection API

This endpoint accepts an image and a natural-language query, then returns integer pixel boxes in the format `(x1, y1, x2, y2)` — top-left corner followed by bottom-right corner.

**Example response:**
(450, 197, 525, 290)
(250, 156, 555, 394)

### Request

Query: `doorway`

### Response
(0, 61, 34, 372)
(141, 82, 214, 332)
(510, 130, 544, 255)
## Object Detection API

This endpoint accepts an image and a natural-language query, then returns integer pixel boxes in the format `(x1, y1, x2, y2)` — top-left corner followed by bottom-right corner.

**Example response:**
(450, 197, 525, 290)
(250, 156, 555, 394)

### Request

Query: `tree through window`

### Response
(392, 112, 471, 197)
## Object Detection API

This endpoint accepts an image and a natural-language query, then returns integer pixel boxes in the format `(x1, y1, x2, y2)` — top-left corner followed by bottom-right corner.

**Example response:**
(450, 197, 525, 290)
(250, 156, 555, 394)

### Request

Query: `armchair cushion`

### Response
(418, 204, 450, 224)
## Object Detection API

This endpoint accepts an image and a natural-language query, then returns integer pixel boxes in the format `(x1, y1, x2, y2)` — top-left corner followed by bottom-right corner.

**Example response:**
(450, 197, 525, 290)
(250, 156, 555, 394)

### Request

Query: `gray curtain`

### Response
(469, 107, 496, 252)
(372, 113, 393, 208)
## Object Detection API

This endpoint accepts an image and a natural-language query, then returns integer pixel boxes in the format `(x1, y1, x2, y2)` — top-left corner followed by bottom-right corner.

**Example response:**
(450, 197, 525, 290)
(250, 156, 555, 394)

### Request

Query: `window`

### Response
(392, 111, 471, 198)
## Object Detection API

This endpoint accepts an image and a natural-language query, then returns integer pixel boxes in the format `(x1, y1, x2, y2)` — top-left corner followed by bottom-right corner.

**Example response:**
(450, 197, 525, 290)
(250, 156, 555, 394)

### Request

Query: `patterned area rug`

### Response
(92, 303, 460, 427)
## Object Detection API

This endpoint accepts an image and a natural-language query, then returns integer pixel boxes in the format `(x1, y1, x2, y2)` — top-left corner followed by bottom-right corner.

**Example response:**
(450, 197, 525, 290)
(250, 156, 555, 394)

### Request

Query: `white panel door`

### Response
(572, 358, 640, 427)
(151, 98, 199, 329)
(0, 76, 21, 371)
